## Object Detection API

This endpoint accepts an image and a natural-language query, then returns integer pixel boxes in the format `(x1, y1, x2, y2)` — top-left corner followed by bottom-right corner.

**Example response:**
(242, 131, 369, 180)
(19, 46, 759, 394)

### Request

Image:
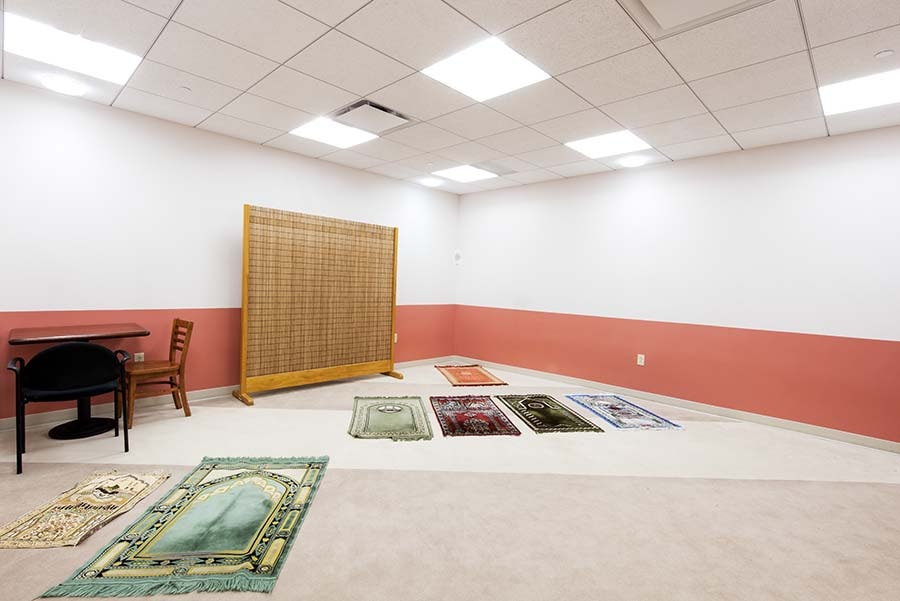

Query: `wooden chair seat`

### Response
(122, 318, 193, 429)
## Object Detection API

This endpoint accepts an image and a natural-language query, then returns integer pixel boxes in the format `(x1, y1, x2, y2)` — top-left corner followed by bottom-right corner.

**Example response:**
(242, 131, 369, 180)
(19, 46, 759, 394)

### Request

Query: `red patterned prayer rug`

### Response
(430, 396, 521, 436)
(435, 364, 507, 386)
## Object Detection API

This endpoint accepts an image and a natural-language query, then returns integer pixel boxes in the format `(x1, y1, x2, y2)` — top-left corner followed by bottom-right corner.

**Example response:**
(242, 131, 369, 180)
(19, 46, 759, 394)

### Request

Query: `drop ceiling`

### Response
(2, 0, 900, 194)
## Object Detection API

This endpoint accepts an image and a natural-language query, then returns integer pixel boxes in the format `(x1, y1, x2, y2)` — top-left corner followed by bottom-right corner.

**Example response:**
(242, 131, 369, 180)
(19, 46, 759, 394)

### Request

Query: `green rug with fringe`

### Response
(42, 456, 328, 598)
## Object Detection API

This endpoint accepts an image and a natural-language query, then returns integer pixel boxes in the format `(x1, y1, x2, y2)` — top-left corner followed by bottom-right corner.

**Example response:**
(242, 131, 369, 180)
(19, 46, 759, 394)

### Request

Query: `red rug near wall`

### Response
(435, 364, 506, 386)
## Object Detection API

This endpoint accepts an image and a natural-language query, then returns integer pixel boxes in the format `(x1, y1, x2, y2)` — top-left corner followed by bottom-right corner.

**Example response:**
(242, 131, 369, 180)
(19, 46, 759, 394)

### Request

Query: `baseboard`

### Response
(0, 357, 455, 432)
(0, 386, 236, 432)
(452, 355, 900, 454)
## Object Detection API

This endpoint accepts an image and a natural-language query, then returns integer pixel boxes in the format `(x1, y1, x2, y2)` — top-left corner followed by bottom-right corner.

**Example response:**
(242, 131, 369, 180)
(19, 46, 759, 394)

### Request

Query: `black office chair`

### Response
(7, 342, 130, 474)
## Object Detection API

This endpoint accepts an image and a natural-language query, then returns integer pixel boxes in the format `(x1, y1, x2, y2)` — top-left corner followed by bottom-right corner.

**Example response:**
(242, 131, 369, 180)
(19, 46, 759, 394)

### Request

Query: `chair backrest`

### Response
(169, 318, 194, 372)
(22, 342, 122, 391)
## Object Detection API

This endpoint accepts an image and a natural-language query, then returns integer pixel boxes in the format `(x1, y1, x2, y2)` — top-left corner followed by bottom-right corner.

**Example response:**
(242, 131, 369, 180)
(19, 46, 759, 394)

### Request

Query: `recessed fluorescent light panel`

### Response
(566, 130, 651, 159)
(616, 154, 651, 168)
(416, 177, 444, 188)
(4, 13, 141, 84)
(819, 68, 900, 116)
(290, 117, 378, 149)
(432, 165, 497, 183)
(422, 37, 550, 102)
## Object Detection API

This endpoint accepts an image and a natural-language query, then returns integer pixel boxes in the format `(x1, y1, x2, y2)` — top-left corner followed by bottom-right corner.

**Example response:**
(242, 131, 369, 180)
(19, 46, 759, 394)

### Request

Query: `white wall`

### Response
(0, 81, 459, 311)
(457, 126, 900, 341)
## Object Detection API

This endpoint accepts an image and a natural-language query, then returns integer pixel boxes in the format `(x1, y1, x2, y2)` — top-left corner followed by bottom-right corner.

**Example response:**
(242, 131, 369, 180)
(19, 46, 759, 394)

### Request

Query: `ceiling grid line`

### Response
(612, 0, 744, 151)
(109, 0, 186, 107)
(793, 0, 831, 136)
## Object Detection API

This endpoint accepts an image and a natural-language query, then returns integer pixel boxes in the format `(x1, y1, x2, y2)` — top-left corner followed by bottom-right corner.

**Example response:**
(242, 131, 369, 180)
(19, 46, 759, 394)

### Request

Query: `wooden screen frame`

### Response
(233, 205, 401, 405)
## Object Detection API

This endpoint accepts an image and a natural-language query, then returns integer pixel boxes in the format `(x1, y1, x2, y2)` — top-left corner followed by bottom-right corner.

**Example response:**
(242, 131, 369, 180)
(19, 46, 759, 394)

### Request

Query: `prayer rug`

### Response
(0, 471, 169, 549)
(43, 456, 328, 598)
(496, 394, 603, 434)
(430, 395, 521, 437)
(567, 394, 682, 430)
(435, 364, 507, 386)
(349, 396, 433, 441)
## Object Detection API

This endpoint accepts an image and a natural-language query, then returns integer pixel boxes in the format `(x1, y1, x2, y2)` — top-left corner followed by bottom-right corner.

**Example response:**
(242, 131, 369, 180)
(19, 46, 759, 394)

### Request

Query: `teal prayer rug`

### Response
(567, 394, 681, 430)
(496, 394, 603, 433)
(43, 456, 328, 597)
(349, 396, 433, 441)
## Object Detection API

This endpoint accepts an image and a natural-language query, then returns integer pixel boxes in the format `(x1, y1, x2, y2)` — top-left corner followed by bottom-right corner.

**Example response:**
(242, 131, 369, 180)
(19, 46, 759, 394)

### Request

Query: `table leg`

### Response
(48, 398, 116, 440)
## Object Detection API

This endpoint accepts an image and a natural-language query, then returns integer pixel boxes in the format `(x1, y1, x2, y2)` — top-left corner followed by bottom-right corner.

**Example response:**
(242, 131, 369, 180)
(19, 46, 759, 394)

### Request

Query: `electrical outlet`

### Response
(134, 352, 145, 362)
(393, 332, 398, 343)
(636, 353, 645, 366)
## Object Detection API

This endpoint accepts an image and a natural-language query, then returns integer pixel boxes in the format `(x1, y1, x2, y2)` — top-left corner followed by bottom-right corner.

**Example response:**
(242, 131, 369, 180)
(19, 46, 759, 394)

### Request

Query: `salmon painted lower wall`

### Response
(453, 305, 900, 443)
(0, 304, 455, 419)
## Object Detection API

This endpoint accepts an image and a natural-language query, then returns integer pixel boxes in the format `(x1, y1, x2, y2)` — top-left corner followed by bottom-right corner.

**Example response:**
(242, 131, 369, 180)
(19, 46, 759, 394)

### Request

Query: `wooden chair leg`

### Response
(179, 374, 191, 418)
(127, 375, 137, 430)
(170, 376, 182, 409)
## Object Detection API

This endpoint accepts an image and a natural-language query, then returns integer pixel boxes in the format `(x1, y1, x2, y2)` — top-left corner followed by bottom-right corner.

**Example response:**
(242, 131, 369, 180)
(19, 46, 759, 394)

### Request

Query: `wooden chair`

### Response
(124, 318, 193, 429)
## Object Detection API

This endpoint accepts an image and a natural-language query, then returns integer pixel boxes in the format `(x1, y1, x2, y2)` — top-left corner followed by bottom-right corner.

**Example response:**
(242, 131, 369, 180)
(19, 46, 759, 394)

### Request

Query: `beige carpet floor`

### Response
(1, 461, 899, 601)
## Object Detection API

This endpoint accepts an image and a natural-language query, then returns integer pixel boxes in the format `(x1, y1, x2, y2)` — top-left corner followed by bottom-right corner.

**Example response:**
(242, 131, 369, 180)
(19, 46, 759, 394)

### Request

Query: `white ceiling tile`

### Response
(811, 24, 900, 85)
(485, 79, 590, 125)
(281, 0, 371, 26)
(732, 117, 828, 149)
(337, 0, 488, 70)
(657, 0, 806, 81)
(123, 0, 181, 18)
(287, 30, 413, 96)
(515, 144, 585, 167)
(264, 133, 334, 157)
(2, 53, 122, 105)
(480, 155, 540, 173)
(531, 108, 621, 142)
(599, 148, 670, 170)
(197, 112, 282, 143)
(477, 127, 557, 154)
(690, 52, 816, 111)
(147, 22, 278, 89)
(548, 160, 612, 177)
(506, 168, 562, 183)
(634, 112, 725, 147)
(601, 85, 706, 128)
(444, 0, 567, 34)
(249, 67, 358, 115)
(321, 150, 385, 169)
(368, 73, 474, 121)
(501, 0, 648, 75)
(5, 0, 166, 55)
(558, 44, 682, 106)
(658, 135, 741, 160)
(220, 94, 311, 131)
(434, 142, 506, 164)
(800, 0, 900, 47)
(129, 60, 241, 111)
(114, 87, 212, 125)
(367, 163, 425, 179)
(430, 104, 520, 139)
(393, 153, 459, 173)
(353, 138, 422, 162)
(471, 177, 522, 191)
(172, 0, 328, 63)
(826, 103, 900, 135)
(714, 89, 823, 132)
(384, 123, 467, 151)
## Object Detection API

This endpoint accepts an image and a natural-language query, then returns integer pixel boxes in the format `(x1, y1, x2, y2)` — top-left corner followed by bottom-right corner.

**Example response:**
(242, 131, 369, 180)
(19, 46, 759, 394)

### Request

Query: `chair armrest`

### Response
(115, 350, 131, 365)
(6, 357, 24, 374)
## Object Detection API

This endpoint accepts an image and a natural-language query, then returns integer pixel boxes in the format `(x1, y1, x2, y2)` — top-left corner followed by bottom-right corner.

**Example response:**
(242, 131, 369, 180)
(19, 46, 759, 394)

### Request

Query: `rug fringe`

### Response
(201, 455, 330, 465)
(42, 573, 275, 597)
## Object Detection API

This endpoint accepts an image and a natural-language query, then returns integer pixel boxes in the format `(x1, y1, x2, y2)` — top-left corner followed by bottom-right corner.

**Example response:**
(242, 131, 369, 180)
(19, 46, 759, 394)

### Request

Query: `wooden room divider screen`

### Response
(233, 205, 401, 405)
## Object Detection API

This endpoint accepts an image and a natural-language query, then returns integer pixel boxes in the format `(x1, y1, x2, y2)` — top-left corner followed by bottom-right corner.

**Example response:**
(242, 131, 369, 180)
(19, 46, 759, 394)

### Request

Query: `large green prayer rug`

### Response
(496, 394, 603, 433)
(43, 456, 328, 598)
(349, 396, 433, 441)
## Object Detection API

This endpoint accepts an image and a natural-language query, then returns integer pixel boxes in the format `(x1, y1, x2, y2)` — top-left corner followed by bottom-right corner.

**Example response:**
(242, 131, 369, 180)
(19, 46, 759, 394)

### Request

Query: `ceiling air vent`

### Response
(333, 100, 410, 134)
(621, 0, 772, 39)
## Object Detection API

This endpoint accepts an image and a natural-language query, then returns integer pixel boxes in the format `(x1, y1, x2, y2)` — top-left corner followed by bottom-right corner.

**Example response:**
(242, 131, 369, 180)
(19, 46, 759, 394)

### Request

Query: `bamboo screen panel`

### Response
(245, 206, 395, 378)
